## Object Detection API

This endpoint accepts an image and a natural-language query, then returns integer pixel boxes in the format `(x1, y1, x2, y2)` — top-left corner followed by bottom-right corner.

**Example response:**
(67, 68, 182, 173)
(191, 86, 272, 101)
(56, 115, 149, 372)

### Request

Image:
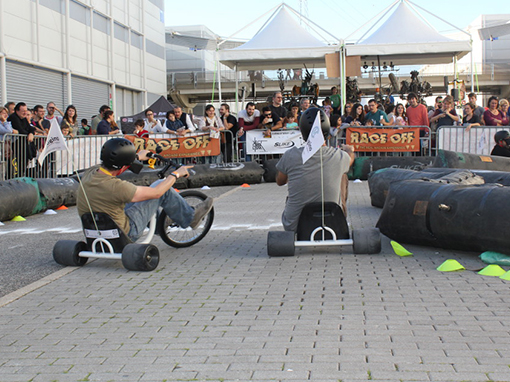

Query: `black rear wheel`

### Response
(157, 190, 214, 248)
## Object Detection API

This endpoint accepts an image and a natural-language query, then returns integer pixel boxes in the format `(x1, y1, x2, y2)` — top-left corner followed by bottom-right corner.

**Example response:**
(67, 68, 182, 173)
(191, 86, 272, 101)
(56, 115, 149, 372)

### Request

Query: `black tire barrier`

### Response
(0, 179, 40, 221)
(433, 150, 510, 171)
(376, 180, 510, 255)
(36, 178, 79, 210)
(262, 159, 279, 183)
(368, 167, 510, 208)
(118, 168, 188, 189)
(187, 162, 264, 188)
(350, 156, 435, 180)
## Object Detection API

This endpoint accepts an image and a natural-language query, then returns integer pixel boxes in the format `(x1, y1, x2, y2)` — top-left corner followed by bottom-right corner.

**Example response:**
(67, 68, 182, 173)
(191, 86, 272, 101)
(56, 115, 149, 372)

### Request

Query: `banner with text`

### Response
(125, 134, 220, 158)
(346, 127, 420, 152)
(246, 129, 305, 155)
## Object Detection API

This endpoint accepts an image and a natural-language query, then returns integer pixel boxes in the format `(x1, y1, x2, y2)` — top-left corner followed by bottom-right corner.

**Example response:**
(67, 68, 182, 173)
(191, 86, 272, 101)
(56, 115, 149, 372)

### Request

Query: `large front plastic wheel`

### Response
(157, 190, 214, 248)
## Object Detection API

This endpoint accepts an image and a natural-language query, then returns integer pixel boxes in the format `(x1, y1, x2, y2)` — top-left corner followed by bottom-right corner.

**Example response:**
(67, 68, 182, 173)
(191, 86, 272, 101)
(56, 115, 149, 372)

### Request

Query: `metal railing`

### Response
(0, 130, 237, 181)
(436, 126, 507, 156)
(1, 125, 507, 181)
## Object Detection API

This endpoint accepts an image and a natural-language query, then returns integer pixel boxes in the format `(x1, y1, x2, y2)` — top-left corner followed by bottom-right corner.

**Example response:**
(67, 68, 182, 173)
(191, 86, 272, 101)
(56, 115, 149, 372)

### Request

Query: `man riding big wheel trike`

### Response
(53, 138, 214, 271)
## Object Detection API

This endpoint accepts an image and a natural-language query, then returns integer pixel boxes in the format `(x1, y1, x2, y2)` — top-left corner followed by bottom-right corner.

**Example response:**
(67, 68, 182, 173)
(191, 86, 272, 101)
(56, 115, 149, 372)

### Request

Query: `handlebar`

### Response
(145, 152, 195, 179)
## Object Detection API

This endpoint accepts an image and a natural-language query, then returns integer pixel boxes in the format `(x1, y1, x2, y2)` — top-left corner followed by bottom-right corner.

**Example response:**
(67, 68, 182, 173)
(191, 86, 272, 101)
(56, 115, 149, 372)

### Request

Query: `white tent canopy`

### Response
(218, 5, 338, 71)
(345, 1, 472, 66)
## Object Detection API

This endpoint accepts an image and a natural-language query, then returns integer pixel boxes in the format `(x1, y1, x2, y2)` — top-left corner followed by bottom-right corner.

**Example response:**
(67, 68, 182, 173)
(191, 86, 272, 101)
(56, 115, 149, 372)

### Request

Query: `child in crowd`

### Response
(165, 110, 184, 134)
(323, 97, 333, 117)
(61, 125, 72, 138)
(134, 118, 149, 138)
(282, 112, 298, 129)
(79, 118, 90, 135)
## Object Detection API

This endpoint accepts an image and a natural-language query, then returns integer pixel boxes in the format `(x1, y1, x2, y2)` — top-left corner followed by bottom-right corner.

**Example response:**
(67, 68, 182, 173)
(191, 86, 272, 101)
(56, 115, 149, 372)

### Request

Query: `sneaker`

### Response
(189, 197, 213, 229)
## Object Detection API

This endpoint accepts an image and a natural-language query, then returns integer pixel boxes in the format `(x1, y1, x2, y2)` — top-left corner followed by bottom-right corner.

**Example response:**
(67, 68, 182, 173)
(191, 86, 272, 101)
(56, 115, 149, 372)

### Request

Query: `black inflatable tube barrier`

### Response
(350, 156, 435, 180)
(433, 149, 510, 170)
(0, 179, 40, 221)
(368, 168, 485, 208)
(377, 180, 510, 255)
(1, 162, 264, 222)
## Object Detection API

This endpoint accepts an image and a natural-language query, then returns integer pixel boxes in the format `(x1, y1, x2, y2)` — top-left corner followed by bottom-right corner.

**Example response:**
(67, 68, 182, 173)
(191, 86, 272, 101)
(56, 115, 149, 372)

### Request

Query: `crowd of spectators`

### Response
(2, 88, 510, 178)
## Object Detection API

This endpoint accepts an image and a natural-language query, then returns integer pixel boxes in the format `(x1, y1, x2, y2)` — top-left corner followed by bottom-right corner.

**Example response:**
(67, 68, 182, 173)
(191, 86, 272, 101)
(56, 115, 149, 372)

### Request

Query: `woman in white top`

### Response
(144, 108, 164, 133)
(198, 104, 224, 163)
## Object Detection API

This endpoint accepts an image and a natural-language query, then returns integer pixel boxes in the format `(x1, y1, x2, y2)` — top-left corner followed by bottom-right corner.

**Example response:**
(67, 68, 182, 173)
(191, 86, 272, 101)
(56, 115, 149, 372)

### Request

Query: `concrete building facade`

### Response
(0, 0, 166, 121)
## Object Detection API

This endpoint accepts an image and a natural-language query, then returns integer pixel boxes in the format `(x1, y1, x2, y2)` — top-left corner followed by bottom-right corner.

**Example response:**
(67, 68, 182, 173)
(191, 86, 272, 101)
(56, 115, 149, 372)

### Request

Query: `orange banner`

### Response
(125, 134, 221, 158)
(346, 127, 421, 152)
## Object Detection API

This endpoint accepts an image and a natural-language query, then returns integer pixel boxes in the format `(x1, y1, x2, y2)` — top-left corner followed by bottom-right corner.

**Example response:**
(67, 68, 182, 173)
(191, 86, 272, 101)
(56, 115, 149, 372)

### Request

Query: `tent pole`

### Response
(235, 64, 239, 113)
(344, 0, 399, 43)
(470, 34, 474, 93)
(218, 4, 281, 48)
(407, 0, 471, 38)
(340, 44, 346, 111)
(217, 49, 223, 106)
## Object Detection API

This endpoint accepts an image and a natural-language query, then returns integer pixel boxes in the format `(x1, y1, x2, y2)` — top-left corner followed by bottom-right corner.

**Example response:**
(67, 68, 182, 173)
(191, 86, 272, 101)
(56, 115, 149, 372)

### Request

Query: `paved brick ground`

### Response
(0, 181, 509, 382)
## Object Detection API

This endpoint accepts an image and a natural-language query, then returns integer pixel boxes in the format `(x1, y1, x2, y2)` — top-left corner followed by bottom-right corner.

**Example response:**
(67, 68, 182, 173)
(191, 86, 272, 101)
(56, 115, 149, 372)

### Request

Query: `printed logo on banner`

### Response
(251, 138, 266, 153)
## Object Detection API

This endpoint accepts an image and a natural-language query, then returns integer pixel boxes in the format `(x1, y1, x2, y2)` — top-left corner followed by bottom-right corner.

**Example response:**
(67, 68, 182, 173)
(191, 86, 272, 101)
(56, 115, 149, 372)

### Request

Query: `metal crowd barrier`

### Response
(436, 126, 507, 156)
(0, 130, 238, 181)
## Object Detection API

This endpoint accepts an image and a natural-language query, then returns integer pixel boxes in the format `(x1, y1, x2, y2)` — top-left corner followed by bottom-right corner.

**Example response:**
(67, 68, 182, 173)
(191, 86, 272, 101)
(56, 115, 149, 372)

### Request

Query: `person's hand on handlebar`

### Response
(136, 149, 151, 161)
(173, 165, 193, 178)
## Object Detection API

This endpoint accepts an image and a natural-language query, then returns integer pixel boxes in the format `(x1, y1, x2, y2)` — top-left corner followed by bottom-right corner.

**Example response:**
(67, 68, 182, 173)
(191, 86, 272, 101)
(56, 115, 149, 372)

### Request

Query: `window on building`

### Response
(146, 39, 165, 59)
(40, 0, 64, 14)
(93, 11, 110, 35)
(131, 31, 143, 49)
(114, 22, 128, 43)
(70, 0, 90, 26)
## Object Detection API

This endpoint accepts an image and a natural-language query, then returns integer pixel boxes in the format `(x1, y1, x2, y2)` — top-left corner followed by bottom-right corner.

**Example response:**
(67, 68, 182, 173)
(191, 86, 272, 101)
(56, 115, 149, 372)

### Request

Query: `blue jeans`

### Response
(124, 180, 194, 242)
(239, 133, 252, 162)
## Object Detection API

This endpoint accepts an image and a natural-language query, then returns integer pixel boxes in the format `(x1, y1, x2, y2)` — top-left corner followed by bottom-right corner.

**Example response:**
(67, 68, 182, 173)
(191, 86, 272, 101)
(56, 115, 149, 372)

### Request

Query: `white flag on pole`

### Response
(302, 110, 325, 164)
(38, 118, 69, 166)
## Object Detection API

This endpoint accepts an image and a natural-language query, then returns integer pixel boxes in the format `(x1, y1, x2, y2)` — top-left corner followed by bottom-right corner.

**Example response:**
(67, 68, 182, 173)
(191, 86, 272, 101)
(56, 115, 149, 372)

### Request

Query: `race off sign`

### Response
(346, 127, 420, 152)
(125, 133, 220, 158)
(246, 129, 305, 155)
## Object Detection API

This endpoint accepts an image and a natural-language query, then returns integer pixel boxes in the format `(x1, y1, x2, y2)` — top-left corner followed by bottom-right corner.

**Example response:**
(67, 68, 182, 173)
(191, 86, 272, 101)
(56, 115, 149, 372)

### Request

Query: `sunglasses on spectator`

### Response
(264, 113, 272, 116)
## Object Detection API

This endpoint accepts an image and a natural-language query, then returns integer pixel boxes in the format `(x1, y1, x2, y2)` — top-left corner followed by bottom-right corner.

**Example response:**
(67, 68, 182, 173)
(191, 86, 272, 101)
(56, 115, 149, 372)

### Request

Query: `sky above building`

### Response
(164, 0, 508, 41)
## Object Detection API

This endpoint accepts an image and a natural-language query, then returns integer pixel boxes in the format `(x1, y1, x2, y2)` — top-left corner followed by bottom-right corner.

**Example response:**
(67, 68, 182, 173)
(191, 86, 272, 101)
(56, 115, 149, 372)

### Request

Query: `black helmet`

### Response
(298, 107, 330, 141)
(100, 138, 143, 173)
(494, 130, 510, 144)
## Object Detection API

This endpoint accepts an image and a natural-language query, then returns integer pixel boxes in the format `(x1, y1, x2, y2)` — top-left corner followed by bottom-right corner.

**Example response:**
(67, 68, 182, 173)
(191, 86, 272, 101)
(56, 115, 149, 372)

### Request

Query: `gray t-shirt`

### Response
(276, 146, 351, 232)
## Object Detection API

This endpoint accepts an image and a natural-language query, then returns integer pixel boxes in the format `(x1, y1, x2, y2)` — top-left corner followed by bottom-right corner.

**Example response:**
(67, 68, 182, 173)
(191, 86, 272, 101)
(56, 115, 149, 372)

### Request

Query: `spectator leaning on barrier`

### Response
(4, 102, 15, 116)
(499, 99, 509, 123)
(430, 95, 459, 128)
(365, 99, 391, 127)
(173, 106, 196, 132)
(97, 110, 120, 135)
(79, 119, 90, 135)
(198, 104, 224, 164)
(45, 102, 63, 125)
(144, 108, 164, 133)
(0, 107, 15, 136)
(468, 93, 486, 119)
(482, 96, 509, 127)
(133, 119, 149, 138)
(164, 110, 185, 135)
(268, 91, 287, 120)
(219, 103, 238, 163)
(32, 105, 50, 135)
(406, 93, 429, 131)
(7, 102, 37, 175)
(61, 105, 79, 137)
(462, 103, 481, 132)
(259, 106, 283, 134)
(91, 105, 110, 135)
